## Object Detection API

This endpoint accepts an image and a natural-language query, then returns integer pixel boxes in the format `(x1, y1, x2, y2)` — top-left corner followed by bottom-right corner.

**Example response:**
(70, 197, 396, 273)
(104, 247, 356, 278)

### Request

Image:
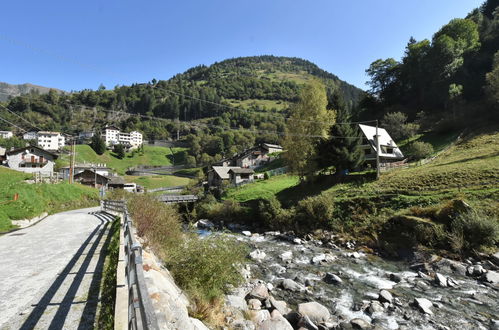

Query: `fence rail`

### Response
(102, 200, 159, 330)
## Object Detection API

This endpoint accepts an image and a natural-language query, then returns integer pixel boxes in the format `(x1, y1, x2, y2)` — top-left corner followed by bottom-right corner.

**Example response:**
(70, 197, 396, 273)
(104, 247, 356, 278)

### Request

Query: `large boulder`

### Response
(414, 297, 433, 315)
(248, 309, 271, 325)
(435, 273, 448, 287)
(249, 283, 270, 300)
(324, 272, 343, 284)
(482, 270, 499, 284)
(226, 295, 248, 311)
(250, 250, 267, 261)
(280, 279, 306, 292)
(269, 296, 292, 316)
(258, 310, 294, 330)
(378, 290, 393, 304)
(297, 301, 331, 325)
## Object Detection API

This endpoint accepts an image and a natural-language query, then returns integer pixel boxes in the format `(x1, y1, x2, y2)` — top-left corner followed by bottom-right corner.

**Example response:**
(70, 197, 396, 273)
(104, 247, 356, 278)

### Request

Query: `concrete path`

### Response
(0, 207, 116, 330)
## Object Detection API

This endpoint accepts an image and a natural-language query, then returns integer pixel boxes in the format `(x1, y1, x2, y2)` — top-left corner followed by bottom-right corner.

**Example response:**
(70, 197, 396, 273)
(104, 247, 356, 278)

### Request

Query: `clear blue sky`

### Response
(0, 0, 484, 91)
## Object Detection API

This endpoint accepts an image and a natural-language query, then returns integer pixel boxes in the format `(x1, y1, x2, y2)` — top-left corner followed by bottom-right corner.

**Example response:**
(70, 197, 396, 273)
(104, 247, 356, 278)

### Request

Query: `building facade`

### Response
(358, 124, 404, 163)
(3, 146, 57, 175)
(36, 131, 65, 151)
(0, 131, 13, 139)
(23, 131, 38, 141)
(102, 126, 143, 149)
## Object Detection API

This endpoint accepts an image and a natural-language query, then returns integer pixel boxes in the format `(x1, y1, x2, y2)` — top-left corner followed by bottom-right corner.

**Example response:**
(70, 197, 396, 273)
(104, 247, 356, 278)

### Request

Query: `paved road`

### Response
(0, 207, 115, 330)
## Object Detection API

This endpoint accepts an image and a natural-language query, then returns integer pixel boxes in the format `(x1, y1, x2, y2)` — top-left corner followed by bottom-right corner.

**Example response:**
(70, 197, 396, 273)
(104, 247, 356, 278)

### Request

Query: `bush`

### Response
(408, 141, 434, 160)
(449, 211, 499, 253)
(295, 194, 334, 230)
(258, 196, 294, 230)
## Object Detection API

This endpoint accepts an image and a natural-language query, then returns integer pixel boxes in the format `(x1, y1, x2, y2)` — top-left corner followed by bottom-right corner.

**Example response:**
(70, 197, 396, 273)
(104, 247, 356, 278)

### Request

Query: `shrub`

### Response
(449, 211, 499, 253)
(258, 196, 294, 230)
(408, 141, 434, 160)
(295, 194, 334, 230)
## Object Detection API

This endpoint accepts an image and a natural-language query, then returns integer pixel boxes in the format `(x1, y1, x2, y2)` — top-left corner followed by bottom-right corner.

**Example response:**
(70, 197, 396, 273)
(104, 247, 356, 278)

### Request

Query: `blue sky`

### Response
(0, 0, 484, 91)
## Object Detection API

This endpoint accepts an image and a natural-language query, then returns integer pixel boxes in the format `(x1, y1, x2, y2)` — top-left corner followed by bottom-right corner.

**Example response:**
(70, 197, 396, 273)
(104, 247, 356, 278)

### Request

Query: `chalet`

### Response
(358, 124, 404, 164)
(228, 168, 255, 185)
(208, 166, 240, 187)
(74, 169, 110, 188)
(3, 146, 58, 175)
(60, 163, 112, 180)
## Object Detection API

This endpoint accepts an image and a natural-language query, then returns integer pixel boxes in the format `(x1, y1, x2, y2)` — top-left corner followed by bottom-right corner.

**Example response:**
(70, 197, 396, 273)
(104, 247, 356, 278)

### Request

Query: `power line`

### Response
(0, 104, 43, 131)
(0, 115, 27, 133)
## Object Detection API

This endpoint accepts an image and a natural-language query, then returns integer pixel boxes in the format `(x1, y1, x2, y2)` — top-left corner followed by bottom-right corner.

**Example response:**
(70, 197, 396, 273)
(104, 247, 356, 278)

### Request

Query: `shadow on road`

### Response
(19, 212, 116, 330)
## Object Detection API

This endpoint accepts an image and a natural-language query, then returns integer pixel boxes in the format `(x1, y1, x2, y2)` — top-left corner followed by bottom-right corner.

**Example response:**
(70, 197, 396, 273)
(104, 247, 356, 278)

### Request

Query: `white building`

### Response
(36, 131, 65, 151)
(23, 131, 38, 141)
(3, 146, 57, 175)
(102, 126, 143, 149)
(0, 131, 13, 139)
(358, 124, 404, 162)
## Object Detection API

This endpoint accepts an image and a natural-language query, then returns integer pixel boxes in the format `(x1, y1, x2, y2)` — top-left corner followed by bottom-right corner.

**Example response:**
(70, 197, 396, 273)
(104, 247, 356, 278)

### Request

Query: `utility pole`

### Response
(68, 140, 73, 184)
(376, 120, 380, 180)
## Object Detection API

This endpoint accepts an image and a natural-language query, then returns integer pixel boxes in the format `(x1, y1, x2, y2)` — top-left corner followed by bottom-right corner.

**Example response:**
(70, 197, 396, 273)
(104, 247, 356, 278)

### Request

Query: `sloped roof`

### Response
(74, 169, 109, 181)
(358, 124, 404, 159)
(212, 166, 240, 180)
(229, 168, 255, 174)
(6, 146, 58, 159)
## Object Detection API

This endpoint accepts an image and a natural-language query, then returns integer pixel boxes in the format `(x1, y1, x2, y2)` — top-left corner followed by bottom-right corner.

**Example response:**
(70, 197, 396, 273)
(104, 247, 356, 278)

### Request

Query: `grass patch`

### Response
(0, 167, 99, 233)
(224, 175, 300, 203)
(58, 145, 188, 175)
(96, 217, 120, 329)
(124, 175, 191, 189)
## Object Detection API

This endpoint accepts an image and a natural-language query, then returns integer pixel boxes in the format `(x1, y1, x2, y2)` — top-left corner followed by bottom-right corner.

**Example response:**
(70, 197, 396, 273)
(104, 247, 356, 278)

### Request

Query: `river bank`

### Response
(203, 224, 499, 329)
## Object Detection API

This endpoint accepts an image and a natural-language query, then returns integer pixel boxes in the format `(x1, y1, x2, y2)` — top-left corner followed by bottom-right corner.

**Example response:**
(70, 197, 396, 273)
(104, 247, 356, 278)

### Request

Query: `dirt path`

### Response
(0, 207, 115, 330)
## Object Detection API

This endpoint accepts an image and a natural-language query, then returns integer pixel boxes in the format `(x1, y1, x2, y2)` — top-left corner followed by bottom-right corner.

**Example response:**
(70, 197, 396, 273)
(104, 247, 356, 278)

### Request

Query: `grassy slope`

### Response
(125, 175, 191, 189)
(0, 167, 99, 233)
(225, 130, 499, 211)
(58, 145, 187, 175)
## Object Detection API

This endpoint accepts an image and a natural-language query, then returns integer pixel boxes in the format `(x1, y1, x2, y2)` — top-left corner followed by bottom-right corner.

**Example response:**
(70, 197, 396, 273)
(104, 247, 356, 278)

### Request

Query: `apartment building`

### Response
(36, 131, 66, 151)
(102, 126, 143, 149)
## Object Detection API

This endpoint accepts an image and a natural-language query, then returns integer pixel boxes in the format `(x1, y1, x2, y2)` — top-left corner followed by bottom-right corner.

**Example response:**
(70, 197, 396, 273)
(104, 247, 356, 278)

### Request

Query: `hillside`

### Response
(58, 145, 187, 175)
(0, 167, 99, 233)
(0, 82, 63, 102)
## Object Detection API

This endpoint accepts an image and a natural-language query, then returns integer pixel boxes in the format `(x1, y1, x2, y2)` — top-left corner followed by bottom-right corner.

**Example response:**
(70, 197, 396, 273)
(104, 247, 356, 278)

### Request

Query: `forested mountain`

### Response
(360, 0, 499, 129)
(0, 82, 63, 102)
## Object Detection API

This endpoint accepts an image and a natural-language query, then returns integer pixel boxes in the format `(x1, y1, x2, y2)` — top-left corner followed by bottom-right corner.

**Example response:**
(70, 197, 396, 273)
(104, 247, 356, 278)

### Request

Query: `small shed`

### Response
(228, 168, 255, 185)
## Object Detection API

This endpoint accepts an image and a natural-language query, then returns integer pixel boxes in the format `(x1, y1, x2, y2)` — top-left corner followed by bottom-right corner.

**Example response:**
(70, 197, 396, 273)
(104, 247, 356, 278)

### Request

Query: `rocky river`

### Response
(196, 224, 499, 330)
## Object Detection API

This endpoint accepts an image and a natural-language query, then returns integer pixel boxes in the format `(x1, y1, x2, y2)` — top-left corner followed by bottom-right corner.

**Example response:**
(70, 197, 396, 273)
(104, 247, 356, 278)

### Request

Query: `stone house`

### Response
(3, 146, 58, 175)
(228, 168, 255, 185)
(207, 166, 240, 187)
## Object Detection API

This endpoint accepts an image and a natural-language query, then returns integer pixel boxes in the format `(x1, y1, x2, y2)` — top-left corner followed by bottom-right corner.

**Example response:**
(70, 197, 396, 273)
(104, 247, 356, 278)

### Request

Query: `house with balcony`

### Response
(102, 126, 143, 149)
(2, 146, 58, 175)
(358, 124, 404, 165)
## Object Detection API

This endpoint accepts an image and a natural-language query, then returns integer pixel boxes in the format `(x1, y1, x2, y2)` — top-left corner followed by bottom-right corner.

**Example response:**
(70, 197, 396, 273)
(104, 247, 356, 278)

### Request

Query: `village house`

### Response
(2, 146, 58, 175)
(358, 124, 404, 164)
(0, 131, 13, 139)
(228, 168, 255, 186)
(77, 131, 94, 144)
(74, 169, 110, 188)
(207, 166, 240, 187)
(59, 163, 112, 180)
(102, 126, 143, 149)
(22, 131, 65, 151)
(234, 143, 283, 169)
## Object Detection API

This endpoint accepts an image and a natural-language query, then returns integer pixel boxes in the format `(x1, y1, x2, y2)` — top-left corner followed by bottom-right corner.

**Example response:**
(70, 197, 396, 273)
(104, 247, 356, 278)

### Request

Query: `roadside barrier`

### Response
(102, 200, 159, 330)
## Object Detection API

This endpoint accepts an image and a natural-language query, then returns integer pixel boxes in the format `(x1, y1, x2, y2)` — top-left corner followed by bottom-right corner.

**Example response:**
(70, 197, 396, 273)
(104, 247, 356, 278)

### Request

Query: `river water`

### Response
(214, 230, 499, 329)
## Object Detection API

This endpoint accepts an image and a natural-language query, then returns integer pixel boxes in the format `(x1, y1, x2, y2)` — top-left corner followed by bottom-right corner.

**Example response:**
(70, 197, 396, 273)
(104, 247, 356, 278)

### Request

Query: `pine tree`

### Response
(316, 109, 364, 174)
(90, 133, 106, 155)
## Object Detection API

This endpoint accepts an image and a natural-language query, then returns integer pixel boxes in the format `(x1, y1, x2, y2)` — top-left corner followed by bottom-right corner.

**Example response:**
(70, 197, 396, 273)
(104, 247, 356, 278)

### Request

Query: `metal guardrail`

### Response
(157, 194, 198, 203)
(102, 200, 159, 330)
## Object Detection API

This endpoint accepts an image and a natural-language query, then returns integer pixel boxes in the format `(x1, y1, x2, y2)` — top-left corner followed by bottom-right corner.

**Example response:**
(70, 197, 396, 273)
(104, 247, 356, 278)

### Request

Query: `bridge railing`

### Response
(102, 200, 159, 330)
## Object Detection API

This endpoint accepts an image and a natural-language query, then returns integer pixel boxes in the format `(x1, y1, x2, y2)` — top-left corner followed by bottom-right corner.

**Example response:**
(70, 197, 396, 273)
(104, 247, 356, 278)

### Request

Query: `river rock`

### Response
(269, 296, 292, 316)
(378, 289, 393, 304)
(324, 272, 343, 284)
(447, 277, 458, 287)
(472, 264, 485, 276)
(259, 310, 294, 330)
(481, 270, 499, 284)
(366, 301, 384, 316)
(417, 271, 432, 281)
(349, 252, 361, 259)
(269, 263, 287, 274)
(297, 314, 318, 330)
(248, 309, 271, 324)
(250, 284, 270, 300)
(435, 273, 447, 287)
(250, 250, 267, 261)
(293, 238, 303, 245)
(492, 252, 499, 266)
(226, 295, 248, 310)
(311, 254, 326, 264)
(414, 297, 433, 315)
(389, 273, 403, 283)
(415, 280, 430, 291)
(280, 251, 293, 261)
(242, 230, 252, 237)
(350, 318, 372, 329)
(267, 283, 274, 292)
(297, 301, 331, 325)
(196, 219, 214, 229)
(232, 319, 256, 330)
(280, 278, 306, 292)
(490, 319, 499, 330)
(248, 298, 262, 310)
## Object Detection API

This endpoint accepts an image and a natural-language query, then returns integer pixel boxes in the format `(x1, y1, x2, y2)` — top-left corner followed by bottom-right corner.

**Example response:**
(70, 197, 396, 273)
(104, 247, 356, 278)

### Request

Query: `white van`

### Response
(123, 183, 137, 193)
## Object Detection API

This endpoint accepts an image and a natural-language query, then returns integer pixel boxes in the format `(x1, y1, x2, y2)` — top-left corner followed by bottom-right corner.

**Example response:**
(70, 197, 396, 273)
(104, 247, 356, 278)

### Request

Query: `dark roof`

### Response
(108, 176, 126, 185)
(74, 169, 109, 181)
(6, 146, 58, 159)
(229, 168, 255, 174)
